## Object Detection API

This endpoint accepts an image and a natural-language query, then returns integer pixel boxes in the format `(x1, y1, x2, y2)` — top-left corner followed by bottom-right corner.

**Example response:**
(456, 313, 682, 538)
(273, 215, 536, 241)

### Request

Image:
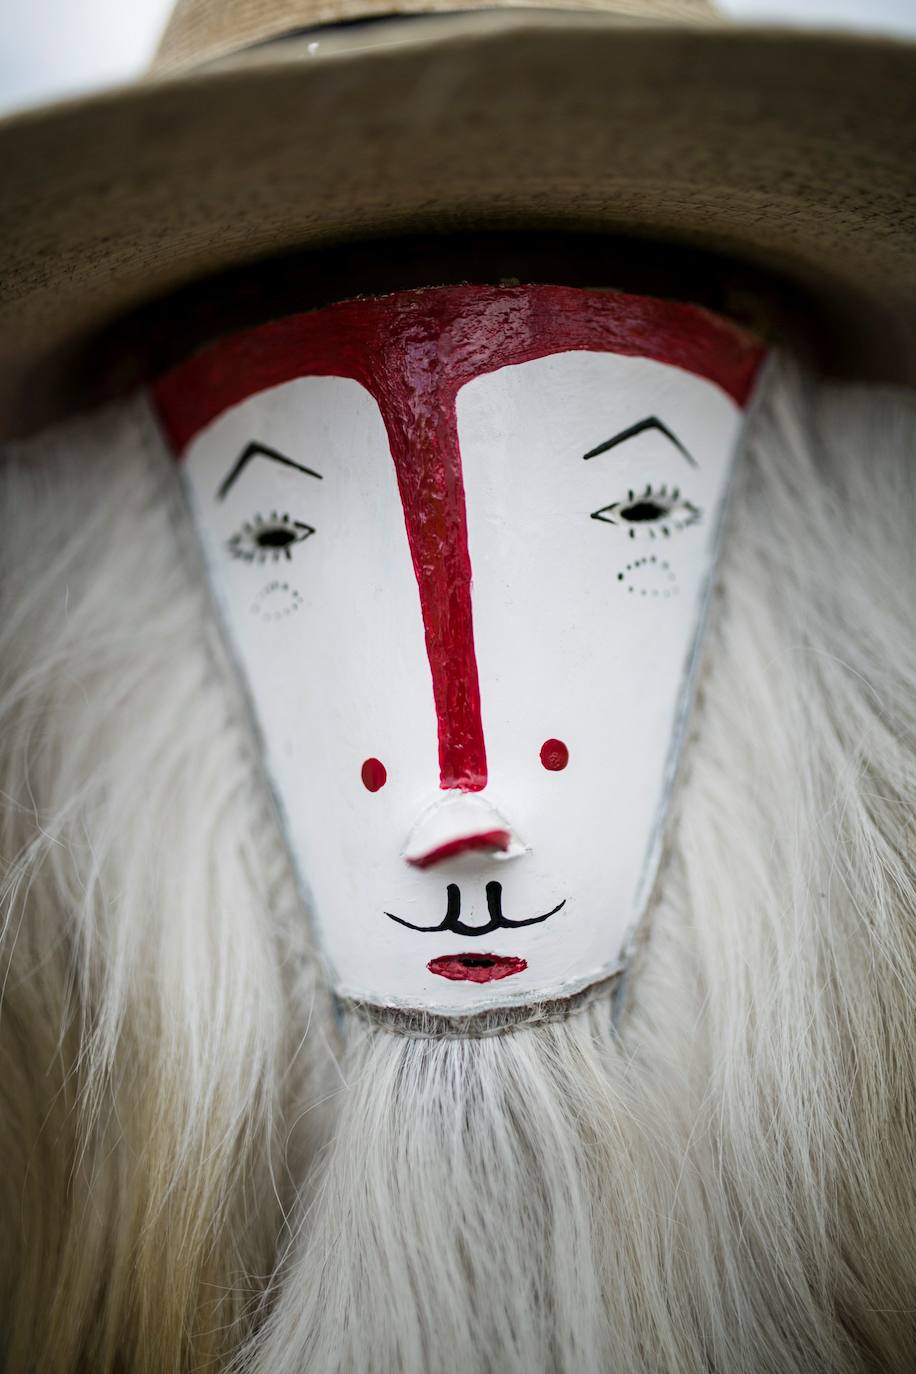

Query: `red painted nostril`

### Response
(540, 738, 569, 771)
(361, 757, 387, 792)
(408, 828, 510, 869)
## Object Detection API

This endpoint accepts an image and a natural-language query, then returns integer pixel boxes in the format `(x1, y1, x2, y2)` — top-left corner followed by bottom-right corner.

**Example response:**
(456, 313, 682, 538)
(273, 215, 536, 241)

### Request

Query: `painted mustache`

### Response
(386, 881, 566, 937)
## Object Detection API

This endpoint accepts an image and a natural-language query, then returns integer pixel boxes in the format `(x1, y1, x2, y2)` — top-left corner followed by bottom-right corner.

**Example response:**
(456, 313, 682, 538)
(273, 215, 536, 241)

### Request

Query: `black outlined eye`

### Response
(591, 483, 700, 539)
(227, 511, 315, 563)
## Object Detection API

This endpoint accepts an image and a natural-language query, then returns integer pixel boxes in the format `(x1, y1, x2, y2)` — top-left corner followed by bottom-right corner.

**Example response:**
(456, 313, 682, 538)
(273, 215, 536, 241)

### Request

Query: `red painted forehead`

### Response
(154, 284, 763, 796)
(153, 284, 763, 454)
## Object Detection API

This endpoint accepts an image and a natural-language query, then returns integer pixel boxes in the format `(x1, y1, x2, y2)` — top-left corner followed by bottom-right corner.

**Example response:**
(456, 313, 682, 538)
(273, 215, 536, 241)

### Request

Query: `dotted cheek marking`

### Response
(616, 556, 679, 598)
(361, 758, 388, 792)
(540, 739, 569, 771)
(250, 580, 304, 620)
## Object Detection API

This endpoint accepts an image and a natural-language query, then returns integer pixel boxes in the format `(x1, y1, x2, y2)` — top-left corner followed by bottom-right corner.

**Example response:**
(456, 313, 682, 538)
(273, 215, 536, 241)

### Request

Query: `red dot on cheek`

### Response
(361, 758, 387, 792)
(540, 738, 569, 772)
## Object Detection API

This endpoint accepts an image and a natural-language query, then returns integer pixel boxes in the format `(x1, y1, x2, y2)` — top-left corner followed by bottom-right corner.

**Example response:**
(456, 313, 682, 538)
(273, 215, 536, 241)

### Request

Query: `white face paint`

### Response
(158, 286, 762, 1014)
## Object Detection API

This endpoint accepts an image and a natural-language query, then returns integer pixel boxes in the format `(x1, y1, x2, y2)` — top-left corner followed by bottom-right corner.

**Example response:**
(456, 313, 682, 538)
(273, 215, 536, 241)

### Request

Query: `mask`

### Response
(154, 284, 763, 1015)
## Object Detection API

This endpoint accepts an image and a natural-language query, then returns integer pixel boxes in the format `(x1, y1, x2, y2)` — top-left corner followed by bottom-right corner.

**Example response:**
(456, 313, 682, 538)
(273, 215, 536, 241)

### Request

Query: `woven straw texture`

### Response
(157, 0, 716, 71)
(0, 1, 913, 436)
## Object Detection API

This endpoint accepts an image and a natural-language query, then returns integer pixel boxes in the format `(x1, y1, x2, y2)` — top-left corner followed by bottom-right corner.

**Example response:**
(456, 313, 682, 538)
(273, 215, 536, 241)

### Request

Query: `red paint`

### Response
(154, 286, 764, 793)
(408, 828, 511, 869)
(540, 738, 569, 771)
(428, 952, 527, 983)
(361, 757, 387, 792)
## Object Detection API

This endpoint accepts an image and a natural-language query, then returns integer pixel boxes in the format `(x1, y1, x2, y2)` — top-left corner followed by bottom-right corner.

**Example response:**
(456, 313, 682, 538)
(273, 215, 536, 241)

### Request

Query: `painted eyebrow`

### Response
(217, 442, 323, 500)
(582, 416, 696, 467)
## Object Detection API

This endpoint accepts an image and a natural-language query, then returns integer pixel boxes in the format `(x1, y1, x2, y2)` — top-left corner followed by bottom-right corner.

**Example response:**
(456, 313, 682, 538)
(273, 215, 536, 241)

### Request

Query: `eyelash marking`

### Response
(591, 483, 700, 538)
(227, 511, 315, 563)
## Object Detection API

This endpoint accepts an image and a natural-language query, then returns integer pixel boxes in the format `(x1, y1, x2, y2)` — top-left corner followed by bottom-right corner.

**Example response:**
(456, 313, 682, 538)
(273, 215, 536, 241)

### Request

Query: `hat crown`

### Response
(155, 0, 716, 71)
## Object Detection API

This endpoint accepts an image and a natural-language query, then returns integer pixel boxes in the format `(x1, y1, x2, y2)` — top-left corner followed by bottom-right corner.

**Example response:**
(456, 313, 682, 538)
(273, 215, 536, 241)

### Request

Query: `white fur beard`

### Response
(0, 358, 913, 1373)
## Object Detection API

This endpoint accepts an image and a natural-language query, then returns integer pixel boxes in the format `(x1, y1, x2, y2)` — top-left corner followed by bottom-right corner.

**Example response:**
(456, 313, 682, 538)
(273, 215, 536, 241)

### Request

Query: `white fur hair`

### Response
(0, 356, 913, 1373)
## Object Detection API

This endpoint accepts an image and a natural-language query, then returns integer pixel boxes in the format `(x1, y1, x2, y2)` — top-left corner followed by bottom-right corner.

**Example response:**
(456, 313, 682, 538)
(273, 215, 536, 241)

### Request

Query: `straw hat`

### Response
(0, 0, 913, 438)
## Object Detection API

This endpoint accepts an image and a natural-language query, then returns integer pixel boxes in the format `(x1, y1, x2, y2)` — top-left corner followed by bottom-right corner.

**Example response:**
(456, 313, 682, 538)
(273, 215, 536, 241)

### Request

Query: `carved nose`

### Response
(403, 793, 525, 870)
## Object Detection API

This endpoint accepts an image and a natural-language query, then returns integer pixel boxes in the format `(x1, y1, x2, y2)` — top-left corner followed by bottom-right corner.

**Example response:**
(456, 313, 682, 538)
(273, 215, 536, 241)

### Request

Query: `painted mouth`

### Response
(428, 953, 527, 984)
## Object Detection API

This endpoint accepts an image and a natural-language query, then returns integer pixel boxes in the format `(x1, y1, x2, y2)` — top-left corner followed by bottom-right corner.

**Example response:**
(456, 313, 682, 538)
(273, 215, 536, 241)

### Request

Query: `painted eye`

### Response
(591, 483, 700, 539)
(227, 512, 315, 563)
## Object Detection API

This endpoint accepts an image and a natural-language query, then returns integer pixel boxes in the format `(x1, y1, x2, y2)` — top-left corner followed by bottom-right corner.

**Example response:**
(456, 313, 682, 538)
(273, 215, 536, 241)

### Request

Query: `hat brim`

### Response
(1, 10, 914, 438)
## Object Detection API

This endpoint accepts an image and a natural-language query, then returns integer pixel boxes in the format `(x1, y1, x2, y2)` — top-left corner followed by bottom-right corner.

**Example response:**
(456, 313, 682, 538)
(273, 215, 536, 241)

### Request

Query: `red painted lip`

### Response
(428, 953, 527, 983)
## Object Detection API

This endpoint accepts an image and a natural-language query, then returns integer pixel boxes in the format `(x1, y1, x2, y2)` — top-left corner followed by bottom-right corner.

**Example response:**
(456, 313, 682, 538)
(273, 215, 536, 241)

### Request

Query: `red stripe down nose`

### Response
(154, 285, 765, 796)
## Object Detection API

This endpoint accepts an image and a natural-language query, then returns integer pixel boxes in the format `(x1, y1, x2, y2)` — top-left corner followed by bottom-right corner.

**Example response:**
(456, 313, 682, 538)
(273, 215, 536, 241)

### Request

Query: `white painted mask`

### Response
(155, 285, 763, 1016)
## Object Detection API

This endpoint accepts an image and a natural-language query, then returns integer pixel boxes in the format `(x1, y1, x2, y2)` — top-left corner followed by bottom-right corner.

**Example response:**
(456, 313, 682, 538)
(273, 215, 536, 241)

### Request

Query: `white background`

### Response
(1, 0, 915, 115)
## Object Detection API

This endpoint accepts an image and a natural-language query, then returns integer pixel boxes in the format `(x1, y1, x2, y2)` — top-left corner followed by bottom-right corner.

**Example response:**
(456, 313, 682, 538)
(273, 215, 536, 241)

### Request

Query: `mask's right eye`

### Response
(227, 511, 315, 563)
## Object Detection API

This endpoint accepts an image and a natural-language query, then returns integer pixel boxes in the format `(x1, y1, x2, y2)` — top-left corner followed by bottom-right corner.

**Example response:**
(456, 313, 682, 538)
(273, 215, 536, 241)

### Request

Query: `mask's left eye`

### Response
(227, 512, 315, 563)
(591, 483, 700, 538)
